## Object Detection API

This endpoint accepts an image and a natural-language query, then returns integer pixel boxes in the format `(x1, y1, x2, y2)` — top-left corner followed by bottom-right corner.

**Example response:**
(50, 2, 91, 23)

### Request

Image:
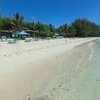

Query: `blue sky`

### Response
(0, 0, 100, 27)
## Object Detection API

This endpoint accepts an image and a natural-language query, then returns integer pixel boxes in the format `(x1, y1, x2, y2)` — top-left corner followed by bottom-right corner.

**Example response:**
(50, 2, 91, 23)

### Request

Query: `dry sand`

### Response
(0, 38, 99, 100)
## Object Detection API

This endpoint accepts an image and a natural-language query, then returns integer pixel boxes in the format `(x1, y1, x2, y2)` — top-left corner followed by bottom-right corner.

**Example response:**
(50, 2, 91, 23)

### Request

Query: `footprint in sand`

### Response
(25, 94, 31, 100)
(28, 97, 30, 100)
(58, 84, 62, 87)
(52, 87, 56, 91)
(96, 79, 100, 81)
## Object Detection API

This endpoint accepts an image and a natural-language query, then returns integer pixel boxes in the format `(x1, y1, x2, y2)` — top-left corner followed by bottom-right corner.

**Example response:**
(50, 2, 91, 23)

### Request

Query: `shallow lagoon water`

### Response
(60, 41, 100, 100)
(32, 40, 100, 100)
(75, 41, 100, 100)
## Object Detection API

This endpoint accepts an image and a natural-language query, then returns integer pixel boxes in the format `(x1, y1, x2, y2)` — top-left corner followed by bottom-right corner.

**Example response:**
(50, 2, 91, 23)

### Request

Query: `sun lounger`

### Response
(25, 38, 33, 42)
(7, 39, 17, 44)
(1, 36, 7, 42)
(1, 39, 7, 42)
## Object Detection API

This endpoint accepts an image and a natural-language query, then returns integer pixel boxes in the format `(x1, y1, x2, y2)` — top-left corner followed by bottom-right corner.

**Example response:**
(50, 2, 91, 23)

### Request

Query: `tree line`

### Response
(0, 12, 100, 37)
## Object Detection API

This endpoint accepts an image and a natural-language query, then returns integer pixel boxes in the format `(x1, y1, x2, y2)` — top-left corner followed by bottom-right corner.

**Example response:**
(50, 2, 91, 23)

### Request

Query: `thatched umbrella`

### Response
(25, 30, 39, 37)
(0, 30, 13, 38)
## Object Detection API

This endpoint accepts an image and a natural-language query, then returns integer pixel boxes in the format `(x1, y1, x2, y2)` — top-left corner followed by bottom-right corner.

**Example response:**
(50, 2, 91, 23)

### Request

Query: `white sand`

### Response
(0, 38, 99, 100)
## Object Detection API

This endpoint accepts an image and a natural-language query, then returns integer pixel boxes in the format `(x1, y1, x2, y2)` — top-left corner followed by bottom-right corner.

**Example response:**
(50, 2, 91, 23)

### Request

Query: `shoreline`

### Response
(0, 38, 99, 100)
(30, 41, 94, 100)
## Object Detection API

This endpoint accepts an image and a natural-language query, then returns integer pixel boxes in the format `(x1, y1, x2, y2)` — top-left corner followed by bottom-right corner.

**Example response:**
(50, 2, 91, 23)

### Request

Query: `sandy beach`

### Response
(0, 38, 99, 100)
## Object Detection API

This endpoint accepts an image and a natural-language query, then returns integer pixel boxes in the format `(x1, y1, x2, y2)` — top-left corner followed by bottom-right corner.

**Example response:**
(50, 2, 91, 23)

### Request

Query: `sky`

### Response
(0, 0, 100, 27)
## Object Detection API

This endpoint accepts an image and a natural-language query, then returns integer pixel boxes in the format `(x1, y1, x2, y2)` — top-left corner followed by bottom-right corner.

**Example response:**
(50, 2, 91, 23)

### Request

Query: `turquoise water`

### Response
(76, 41, 100, 100)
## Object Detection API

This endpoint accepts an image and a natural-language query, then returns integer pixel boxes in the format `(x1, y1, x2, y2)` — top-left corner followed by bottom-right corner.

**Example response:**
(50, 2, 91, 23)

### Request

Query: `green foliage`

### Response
(68, 26, 76, 37)
(72, 18, 100, 37)
(39, 31, 53, 37)
(57, 24, 69, 37)
(0, 17, 12, 30)
(11, 12, 24, 32)
(57, 18, 100, 37)
(57, 24, 76, 37)
(0, 13, 100, 38)
(49, 24, 56, 33)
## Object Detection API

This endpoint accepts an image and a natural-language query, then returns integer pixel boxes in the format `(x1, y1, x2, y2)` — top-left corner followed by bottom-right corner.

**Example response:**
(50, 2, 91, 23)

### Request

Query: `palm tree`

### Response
(11, 12, 24, 32)
(49, 24, 55, 33)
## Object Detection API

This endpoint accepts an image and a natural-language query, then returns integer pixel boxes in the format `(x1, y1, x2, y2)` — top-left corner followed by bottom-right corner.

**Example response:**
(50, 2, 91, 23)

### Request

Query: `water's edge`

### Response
(30, 41, 97, 100)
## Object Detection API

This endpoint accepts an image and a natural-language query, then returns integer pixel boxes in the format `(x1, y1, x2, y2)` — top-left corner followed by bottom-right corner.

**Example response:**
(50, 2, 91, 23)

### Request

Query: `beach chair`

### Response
(25, 38, 33, 42)
(1, 36, 7, 42)
(7, 39, 17, 44)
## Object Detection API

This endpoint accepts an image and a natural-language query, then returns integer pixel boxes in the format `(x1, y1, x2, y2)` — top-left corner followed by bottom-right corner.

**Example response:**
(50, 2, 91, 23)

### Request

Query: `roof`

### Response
(25, 30, 39, 33)
(0, 30, 12, 33)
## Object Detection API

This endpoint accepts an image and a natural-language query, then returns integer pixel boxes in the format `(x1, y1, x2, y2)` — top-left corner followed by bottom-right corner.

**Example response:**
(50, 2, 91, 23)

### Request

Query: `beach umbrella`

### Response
(12, 31, 28, 38)
(17, 31, 28, 35)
